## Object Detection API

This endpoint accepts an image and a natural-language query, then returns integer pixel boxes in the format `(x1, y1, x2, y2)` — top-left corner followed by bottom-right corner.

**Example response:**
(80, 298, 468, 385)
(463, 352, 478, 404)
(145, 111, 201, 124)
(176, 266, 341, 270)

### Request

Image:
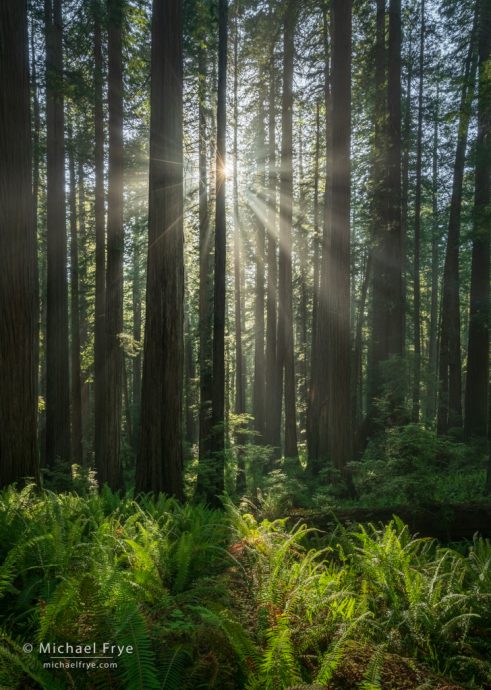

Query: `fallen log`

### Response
(287, 503, 491, 541)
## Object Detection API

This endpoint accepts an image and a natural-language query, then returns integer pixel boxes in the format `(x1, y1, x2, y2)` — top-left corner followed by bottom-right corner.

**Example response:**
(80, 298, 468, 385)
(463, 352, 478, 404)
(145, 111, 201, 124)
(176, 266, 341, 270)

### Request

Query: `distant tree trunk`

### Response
(208, 0, 228, 503)
(233, 27, 244, 427)
(297, 133, 308, 436)
(326, 0, 352, 480)
(102, 0, 124, 489)
(68, 126, 83, 466)
(412, 0, 425, 422)
(277, 0, 298, 461)
(208, 53, 217, 214)
(0, 0, 39, 486)
(385, 0, 404, 374)
(310, 3, 331, 470)
(307, 99, 322, 462)
(353, 252, 371, 429)
(93, 0, 106, 473)
(78, 158, 90, 461)
(253, 83, 266, 441)
(123, 356, 132, 446)
(265, 57, 280, 454)
(45, 0, 70, 466)
(136, 0, 184, 498)
(464, 0, 490, 440)
(233, 13, 247, 494)
(184, 312, 197, 446)
(131, 230, 142, 452)
(401, 30, 412, 353)
(366, 0, 387, 415)
(197, 44, 213, 471)
(425, 89, 439, 424)
(437, 20, 477, 435)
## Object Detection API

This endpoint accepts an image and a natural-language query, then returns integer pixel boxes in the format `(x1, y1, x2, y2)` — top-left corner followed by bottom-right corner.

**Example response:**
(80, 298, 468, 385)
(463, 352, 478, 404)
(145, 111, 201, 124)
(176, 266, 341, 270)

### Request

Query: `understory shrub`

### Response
(351, 424, 486, 505)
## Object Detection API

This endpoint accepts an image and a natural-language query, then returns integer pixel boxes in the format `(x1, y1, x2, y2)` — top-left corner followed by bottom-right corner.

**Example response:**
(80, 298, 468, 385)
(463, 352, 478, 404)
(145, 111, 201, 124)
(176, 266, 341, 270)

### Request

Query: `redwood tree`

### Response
(412, 0, 425, 421)
(45, 0, 70, 466)
(437, 18, 477, 434)
(68, 125, 83, 466)
(326, 0, 352, 476)
(0, 0, 39, 486)
(209, 0, 228, 501)
(102, 0, 124, 489)
(136, 0, 184, 498)
(367, 0, 404, 427)
(93, 0, 106, 473)
(277, 0, 298, 461)
(308, 4, 330, 470)
(253, 83, 266, 441)
(264, 54, 279, 454)
(197, 42, 213, 468)
(465, 0, 490, 440)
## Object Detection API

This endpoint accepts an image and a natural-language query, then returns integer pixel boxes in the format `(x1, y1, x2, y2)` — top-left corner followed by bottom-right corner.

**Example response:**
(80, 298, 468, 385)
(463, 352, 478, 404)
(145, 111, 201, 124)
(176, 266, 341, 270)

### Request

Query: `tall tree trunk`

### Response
(68, 125, 83, 465)
(136, 0, 184, 498)
(45, 0, 70, 466)
(131, 229, 142, 452)
(437, 19, 477, 435)
(208, 0, 228, 503)
(307, 99, 321, 462)
(265, 56, 280, 454)
(385, 0, 404, 377)
(0, 0, 39, 486)
(253, 83, 266, 440)
(366, 0, 387, 415)
(93, 0, 106, 473)
(102, 0, 124, 489)
(326, 0, 352, 479)
(412, 0, 425, 421)
(277, 0, 298, 461)
(401, 31, 412, 353)
(297, 132, 308, 436)
(78, 158, 90, 461)
(233, 12, 247, 493)
(425, 88, 439, 424)
(464, 0, 490, 440)
(197, 45, 213, 472)
(367, 0, 404, 429)
(310, 3, 331, 469)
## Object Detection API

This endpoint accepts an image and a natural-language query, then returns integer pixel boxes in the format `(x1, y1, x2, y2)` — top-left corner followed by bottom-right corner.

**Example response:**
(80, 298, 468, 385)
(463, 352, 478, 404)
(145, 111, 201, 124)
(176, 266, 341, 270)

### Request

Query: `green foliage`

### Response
(255, 465, 312, 517)
(0, 488, 248, 689)
(0, 488, 490, 688)
(352, 424, 487, 505)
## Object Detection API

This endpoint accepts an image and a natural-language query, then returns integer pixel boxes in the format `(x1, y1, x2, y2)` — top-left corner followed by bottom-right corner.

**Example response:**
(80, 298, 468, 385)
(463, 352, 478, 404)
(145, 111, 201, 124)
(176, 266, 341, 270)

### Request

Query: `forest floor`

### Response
(0, 485, 490, 689)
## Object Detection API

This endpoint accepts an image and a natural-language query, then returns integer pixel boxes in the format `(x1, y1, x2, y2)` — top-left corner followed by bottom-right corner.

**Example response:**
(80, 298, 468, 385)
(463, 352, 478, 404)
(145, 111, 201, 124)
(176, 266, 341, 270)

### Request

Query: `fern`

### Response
(112, 598, 160, 690)
(0, 630, 65, 690)
(249, 614, 301, 690)
(359, 643, 386, 690)
(159, 646, 191, 690)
